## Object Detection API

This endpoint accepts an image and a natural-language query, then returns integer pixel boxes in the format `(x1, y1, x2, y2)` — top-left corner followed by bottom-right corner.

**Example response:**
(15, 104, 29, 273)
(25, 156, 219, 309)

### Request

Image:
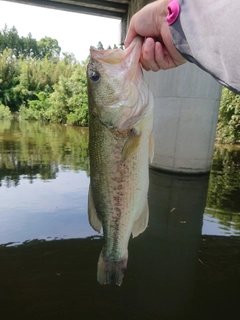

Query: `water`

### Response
(0, 119, 239, 319)
(204, 144, 240, 235)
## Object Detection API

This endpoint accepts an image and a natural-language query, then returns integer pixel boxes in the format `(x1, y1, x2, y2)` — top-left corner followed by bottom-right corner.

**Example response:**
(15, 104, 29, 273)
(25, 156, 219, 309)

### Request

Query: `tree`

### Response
(62, 52, 77, 65)
(0, 25, 61, 60)
(20, 33, 38, 58)
(0, 49, 19, 110)
(37, 37, 61, 59)
(96, 41, 122, 51)
(0, 25, 21, 58)
(97, 41, 104, 50)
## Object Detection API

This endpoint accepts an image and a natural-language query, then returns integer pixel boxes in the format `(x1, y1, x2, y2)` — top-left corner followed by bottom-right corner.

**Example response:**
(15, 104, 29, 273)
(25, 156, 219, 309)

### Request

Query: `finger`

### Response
(154, 41, 169, 69)
(140, 57, 151, 71)
(140, 40, 152, 70)
(141, 38, 160, 72)
(155, 41, 176, 70)
(124, 20, 138, 48)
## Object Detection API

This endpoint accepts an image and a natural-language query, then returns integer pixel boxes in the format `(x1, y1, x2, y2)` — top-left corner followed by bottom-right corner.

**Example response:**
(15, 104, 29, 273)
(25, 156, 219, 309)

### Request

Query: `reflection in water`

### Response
(129, 170, 209, 318)
(0, 119, 92, 245)
(1, 119, 240, 242)
(0, 170, 92, 244)
(0, 120, 240, 318)
(205, 144, 240, 235)
(0, 169, 239, 319)
(0, 119, 89, 187)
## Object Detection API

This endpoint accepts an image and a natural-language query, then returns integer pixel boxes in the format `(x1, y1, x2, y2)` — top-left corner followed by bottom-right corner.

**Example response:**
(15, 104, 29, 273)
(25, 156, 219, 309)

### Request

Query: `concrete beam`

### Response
(2, 0, 129, 19)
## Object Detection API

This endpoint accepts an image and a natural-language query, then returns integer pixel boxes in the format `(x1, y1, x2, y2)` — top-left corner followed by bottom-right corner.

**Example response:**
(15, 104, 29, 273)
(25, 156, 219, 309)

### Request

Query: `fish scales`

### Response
(87, 37, 154, 285)
(89, 116, 135, 257)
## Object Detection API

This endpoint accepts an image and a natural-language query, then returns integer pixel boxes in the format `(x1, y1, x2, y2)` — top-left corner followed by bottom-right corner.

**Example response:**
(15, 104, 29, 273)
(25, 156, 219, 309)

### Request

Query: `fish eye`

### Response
(90, 71, 100, 83)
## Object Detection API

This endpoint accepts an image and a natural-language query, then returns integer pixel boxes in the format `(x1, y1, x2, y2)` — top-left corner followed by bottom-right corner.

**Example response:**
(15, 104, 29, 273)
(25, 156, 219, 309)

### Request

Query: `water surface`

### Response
(0, 119, 239, 319)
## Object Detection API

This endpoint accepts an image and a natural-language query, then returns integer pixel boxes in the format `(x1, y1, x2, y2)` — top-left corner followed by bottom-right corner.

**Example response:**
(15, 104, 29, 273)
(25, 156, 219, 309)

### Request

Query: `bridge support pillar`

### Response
(144, 63, 222, 174)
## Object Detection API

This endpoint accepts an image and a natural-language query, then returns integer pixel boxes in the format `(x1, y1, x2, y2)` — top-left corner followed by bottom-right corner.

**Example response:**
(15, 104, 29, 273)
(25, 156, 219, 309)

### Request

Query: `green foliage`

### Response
(97, 41, 122, 51)
(0, 50, 75, 112)
(97, 41, 104, 50)
(0, 32, 123, 126)
(0, 49, 19, 110)
(217, 88, 240, 143)
(19, 63, 88, 126)
(49, 64, 88, 126)
(0, 24, 61, 59)
(0, 104, 12, 119)
(206, 145, 240, 233)
(37, 37, 61, 60)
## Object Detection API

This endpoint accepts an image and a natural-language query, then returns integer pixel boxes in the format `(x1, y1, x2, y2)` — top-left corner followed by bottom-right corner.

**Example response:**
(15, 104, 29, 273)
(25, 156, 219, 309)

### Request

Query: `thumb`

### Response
(124, 25, 138, 48)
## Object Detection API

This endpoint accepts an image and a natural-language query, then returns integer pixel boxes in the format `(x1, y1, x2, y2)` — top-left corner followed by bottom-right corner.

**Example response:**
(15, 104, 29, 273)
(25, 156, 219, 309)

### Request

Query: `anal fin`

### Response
(88, 183, 102, 232)
(132, 201, 149, 238)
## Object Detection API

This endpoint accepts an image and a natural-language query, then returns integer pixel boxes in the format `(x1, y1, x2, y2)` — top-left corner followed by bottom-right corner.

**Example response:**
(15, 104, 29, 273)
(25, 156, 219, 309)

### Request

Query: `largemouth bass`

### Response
(87, 37, 154, 286)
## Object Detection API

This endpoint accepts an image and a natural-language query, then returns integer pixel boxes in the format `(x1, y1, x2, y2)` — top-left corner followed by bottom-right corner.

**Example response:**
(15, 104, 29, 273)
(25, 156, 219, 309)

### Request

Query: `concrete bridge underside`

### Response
(2, 0, 130, 19)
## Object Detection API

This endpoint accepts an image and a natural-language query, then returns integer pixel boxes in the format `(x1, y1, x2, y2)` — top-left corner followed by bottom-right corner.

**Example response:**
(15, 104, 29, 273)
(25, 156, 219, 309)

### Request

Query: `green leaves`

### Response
(217, 88, 240, 144)
(37, 37, 61, 60)
(0, 35, 120, 127)
(19, 62, 89, 126)
(0, 104, 12, 120)
(0, 24, 61, 59)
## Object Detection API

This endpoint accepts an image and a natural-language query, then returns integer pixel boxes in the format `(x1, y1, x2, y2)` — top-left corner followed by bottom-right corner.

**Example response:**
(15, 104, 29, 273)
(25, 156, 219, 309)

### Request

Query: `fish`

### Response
(87, 36, 154, 286)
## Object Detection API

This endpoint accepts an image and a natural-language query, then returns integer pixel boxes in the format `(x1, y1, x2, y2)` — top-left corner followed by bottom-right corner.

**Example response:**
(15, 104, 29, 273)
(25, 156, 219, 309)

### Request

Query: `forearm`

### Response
(169, 0, 240, 93)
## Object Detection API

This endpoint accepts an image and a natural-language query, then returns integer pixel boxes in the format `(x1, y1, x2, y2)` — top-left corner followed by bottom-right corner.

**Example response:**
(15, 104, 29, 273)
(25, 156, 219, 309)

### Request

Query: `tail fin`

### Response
(97, 250, 128, 286)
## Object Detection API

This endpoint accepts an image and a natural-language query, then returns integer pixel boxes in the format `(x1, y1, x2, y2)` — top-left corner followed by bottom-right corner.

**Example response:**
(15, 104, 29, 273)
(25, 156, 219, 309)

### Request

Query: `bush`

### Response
(0, 104, 13, 119)
(217, 88, 240, 144)
(21, 64, 89, 126)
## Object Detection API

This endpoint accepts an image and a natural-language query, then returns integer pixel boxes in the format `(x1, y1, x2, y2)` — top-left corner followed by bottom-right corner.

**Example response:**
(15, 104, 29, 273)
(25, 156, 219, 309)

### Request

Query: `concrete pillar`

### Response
(144, 64, 222, 173)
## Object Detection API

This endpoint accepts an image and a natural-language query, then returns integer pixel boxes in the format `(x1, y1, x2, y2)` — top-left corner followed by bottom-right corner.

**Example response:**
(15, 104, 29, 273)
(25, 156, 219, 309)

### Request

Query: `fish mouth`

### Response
(88, 37, 148, 132)
(89, 36, 143, 81)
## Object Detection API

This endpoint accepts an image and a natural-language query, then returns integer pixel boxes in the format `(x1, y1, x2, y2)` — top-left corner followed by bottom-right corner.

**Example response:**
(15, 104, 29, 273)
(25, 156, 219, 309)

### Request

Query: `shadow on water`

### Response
(0, 168, 239, 319)
(0, 120, 240, 319)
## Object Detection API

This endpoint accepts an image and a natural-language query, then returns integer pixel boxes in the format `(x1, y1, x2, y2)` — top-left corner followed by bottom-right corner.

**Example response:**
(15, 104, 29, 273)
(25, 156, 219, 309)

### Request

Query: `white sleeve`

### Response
(169, 0, 240, 93)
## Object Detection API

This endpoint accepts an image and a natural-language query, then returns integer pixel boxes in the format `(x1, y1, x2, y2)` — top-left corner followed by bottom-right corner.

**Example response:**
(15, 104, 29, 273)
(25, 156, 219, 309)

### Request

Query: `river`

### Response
(0, 119, 239, 320)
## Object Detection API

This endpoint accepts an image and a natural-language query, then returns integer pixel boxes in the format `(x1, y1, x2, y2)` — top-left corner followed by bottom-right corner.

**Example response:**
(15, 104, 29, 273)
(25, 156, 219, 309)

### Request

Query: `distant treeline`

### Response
(0, 26, 122, 126)
(0, 25, 88, 125)
(0, 24, 61, 59)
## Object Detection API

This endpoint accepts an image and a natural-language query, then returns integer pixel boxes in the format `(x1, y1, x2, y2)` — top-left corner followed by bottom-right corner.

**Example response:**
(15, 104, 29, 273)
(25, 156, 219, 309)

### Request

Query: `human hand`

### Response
(124, 0, 186, 71)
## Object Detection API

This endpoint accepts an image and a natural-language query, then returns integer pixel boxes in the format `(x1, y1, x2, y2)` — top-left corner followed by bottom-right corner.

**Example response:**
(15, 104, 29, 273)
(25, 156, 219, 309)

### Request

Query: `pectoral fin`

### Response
(122, 129, 141, 163)
(132, 201, 149, 238)
(88, 184, 102, 232)
(149, 132, 154, 163)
